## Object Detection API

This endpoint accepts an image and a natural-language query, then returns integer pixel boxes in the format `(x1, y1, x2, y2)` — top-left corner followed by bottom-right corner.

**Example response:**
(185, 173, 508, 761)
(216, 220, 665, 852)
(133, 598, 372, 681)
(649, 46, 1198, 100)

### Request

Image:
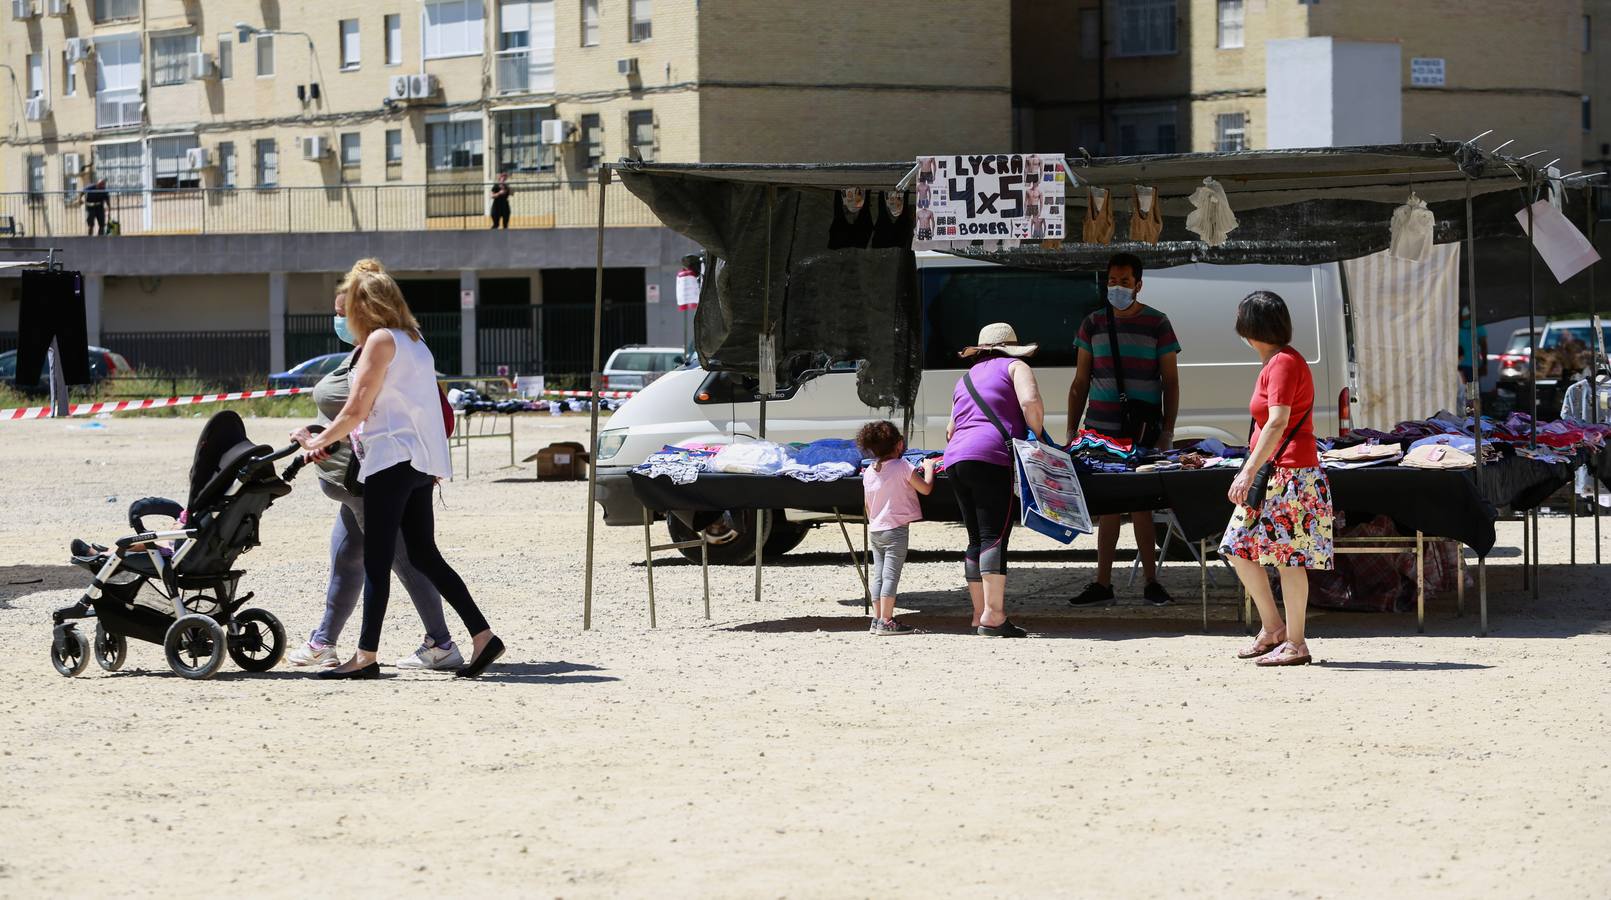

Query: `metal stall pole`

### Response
(754, 186, 776, 605)
(581, 164, 611, 630)
(1593, 186, 1603, 564)
(1526, 174, 1540, 601)
(643, 508, 657, 628)
(1199, 539, 1209, 633)
(1464, 170, 1490, 634)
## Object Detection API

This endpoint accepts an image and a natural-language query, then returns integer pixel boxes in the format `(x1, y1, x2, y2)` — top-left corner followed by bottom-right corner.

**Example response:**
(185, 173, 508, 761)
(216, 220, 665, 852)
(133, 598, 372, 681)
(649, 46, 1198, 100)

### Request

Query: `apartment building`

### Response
(1014, 0, 1585, 168)
(0, 0, 1012, 379)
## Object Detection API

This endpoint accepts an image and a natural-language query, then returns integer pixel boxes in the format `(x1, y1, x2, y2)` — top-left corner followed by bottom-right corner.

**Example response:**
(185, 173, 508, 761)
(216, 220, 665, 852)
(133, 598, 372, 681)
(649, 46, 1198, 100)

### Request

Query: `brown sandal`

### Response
(1255, 641, 1312, 667)
(1237, 630, 1286, 659)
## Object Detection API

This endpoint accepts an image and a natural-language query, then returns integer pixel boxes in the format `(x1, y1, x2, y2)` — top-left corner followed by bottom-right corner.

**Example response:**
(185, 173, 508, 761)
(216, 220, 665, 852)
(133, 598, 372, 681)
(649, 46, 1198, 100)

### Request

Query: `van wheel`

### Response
(764, 517, 811, 557)
(667, 510, 773, 566)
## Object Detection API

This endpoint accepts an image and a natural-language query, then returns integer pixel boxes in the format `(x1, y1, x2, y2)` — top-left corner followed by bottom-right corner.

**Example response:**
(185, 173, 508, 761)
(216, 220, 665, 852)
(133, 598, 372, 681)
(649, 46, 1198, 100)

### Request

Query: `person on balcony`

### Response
(489, 172, 513, 230)
(83, 179, 109, 236)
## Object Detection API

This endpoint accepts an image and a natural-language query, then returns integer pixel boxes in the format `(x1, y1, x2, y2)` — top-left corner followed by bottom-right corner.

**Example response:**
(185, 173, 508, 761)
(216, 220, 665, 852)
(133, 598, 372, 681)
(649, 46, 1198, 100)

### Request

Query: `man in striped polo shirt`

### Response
(1066, 252, 1182, 607)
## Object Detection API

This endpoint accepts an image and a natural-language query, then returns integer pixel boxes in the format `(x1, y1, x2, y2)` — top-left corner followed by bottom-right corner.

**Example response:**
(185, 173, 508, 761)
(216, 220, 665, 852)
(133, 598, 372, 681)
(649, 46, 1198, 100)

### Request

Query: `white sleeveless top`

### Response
(355, 328, 452, 482)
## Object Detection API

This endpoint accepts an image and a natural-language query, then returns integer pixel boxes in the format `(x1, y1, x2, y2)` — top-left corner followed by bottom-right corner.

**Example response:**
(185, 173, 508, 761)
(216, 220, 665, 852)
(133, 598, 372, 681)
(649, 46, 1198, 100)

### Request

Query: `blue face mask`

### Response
(1107, 285, 1136, 311)
(333, 315, 357, 346)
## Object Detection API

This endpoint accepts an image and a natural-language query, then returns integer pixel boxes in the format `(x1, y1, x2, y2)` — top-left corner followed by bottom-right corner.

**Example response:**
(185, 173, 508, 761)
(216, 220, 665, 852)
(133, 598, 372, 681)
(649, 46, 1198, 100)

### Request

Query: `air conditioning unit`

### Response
(11, 0, 37, 20)
(616, 57, 638, 77)
(65, 38, 93, 63)
(184, 147, 212, 170)
(387, 75, 412, 102)
(45, 0, 66, 16)
(188, 52, 217, 80)
(25, 96, 49, 121)
(408, 73, 438, 99)
(301, 135, 329, 160)
(541, 118, 578, 145)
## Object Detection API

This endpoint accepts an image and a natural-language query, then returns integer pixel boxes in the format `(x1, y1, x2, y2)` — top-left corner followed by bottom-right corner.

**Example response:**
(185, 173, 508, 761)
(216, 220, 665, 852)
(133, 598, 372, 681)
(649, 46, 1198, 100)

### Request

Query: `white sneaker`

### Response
(395, 639, 464, 670)
(287, 641, 339, 667)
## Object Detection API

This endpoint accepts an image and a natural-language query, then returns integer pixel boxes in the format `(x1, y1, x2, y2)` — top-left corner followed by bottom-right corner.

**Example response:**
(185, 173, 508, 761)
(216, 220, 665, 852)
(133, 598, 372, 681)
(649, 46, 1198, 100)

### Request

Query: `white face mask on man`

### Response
(1107, 285, 1136, 311)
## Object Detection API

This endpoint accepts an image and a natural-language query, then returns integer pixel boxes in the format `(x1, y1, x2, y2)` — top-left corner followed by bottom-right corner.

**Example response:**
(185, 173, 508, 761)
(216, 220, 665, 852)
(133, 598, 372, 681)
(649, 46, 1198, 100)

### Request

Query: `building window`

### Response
(339, 132, 362, 183)
(1114, 0, 1176, 57)
(93, 35, 143, 130)
(62, 50, 76, 96)
(498, 0, 555, 94)
(386, 14, 403, 65)
(1217, 0, 1244, 50)
(151, 32, 198, 87)
(94, 141, 143, 191)
(1215, 112, 1247, 151)
(1114, 107, 1177, 154)
(627, 109, 655, 162)
(1585, 96, 1593, 133)
(338, 19, 361, 70)
(1080, 8, 1101, 60)
(218, 33, 234, 79)
(255, 138, 279, 187)
(385, 128, 404, 178)
(26, 53, 43, 98)
(218, 141, 236, 189)
(581, 0, 599, 46)
(424, 0, 486, 59)
(581, 112, 603, 170)
(629, 0, 652, 42)
(427, 118, 485, 170)
(495, 108, 554, 173)
(27, 155, 45, 198)
(151, 135, 201, 190)
(62, 152, 83, 197)
(92, 0, 137, 23)
(256, 34, 276, 77)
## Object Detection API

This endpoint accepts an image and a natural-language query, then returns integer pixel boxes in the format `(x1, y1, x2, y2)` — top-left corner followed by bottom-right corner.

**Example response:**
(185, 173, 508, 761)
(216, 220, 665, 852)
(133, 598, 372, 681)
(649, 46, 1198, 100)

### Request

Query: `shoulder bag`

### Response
(1244, 407, 1311, 510)
(1104, 311, 1165, 448)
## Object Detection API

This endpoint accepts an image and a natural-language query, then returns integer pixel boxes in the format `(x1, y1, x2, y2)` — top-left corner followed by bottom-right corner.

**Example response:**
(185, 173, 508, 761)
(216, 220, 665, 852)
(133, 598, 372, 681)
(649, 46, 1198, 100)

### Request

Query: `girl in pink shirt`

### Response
(856, 421, 937, 635)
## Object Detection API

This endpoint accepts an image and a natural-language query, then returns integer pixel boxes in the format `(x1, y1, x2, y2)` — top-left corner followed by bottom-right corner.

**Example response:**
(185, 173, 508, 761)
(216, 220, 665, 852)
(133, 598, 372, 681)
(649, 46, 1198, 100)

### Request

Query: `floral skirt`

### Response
(1219, 466, 1334, 570)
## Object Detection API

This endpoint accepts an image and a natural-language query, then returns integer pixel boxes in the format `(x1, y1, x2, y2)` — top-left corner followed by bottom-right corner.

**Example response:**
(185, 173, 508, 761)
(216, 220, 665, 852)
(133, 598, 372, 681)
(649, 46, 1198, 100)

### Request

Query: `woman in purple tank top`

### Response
(944, 323, 1047, 637)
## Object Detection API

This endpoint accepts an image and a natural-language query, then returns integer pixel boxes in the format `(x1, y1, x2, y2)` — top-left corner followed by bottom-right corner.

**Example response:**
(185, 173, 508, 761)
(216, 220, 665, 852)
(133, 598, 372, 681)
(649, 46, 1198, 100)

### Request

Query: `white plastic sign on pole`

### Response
(913, 153, 1066, 250)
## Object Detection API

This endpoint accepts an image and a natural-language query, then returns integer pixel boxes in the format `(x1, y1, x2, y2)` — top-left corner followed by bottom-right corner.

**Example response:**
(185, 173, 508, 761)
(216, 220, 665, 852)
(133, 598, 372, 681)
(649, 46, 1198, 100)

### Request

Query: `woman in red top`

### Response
(1220, 291, 1333, 667)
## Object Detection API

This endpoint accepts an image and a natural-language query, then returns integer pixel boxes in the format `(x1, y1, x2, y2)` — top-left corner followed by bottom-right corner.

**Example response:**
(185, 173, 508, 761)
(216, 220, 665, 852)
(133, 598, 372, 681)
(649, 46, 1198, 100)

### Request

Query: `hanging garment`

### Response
(1082, 187, 1115, 244)
(870, 190, 914, 249)
(1184, 177, 1238, 246)
(827, 189, 875, 249)
(1128, 185, 1164, 244)
(1389, 192, 1435, 262)
(14, 269, 91, 386)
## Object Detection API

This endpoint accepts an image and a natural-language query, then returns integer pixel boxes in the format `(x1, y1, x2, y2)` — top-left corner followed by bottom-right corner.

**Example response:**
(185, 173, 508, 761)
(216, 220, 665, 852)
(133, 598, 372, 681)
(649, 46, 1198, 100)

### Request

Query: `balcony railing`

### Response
(96, 88, 142, 130)
(496, 49, 530, 94)
(0, 179, 657, 238)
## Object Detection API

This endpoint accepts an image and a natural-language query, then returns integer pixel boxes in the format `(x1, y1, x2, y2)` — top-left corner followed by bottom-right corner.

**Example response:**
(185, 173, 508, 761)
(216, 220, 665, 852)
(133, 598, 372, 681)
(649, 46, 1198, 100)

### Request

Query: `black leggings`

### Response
(358, 461, 490, 652)
(949, 460, 1015, 582)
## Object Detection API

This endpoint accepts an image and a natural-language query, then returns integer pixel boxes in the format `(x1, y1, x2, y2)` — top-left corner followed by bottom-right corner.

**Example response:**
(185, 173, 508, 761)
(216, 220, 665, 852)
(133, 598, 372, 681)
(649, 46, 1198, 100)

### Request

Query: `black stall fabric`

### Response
(14, 269, 91, 386)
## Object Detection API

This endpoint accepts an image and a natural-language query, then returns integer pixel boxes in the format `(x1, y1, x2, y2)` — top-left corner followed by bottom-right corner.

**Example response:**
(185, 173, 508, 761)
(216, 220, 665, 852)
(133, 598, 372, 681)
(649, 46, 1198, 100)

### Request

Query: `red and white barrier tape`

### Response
(544, 389, 638, 399)
(0, 387, 309, 422)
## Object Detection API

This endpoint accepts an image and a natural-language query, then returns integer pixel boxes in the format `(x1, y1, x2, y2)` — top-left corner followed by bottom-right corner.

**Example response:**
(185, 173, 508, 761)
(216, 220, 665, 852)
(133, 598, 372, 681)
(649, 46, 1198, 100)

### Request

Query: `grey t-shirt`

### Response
(311, 350, 358, 489)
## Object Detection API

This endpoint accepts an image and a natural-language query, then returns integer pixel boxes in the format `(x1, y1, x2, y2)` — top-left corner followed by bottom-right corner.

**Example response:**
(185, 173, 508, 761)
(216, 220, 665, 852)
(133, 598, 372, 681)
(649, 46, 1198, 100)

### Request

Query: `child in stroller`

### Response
(50, 410, 328, 680)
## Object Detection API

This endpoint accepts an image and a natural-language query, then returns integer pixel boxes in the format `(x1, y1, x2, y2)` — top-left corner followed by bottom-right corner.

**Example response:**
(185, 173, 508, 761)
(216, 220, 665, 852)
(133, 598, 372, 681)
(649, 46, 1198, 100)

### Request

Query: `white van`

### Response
(593, 256, 1350, 561)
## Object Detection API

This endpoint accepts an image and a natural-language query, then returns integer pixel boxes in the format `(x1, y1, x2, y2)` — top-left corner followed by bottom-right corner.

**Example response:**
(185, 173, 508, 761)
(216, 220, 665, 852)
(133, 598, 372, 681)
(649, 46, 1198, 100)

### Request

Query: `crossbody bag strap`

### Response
(962, 371, 1013, 445)
(1103, 311, 1128, 402)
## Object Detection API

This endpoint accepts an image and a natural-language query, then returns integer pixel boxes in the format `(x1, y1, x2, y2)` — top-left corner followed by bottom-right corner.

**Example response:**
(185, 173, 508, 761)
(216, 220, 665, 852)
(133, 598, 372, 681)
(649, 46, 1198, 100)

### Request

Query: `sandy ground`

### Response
(1, 414, 1609, 899)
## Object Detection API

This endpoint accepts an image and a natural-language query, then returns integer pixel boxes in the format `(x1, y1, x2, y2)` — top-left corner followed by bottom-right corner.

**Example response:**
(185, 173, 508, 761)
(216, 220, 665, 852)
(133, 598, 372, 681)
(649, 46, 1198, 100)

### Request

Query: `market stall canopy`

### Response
(616, 142, 1540, 405)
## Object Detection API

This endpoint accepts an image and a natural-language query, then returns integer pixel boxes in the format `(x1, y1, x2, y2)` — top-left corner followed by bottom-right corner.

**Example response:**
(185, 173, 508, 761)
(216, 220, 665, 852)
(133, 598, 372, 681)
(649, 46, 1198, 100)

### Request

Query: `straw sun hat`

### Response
(960, 322, 1038, 358)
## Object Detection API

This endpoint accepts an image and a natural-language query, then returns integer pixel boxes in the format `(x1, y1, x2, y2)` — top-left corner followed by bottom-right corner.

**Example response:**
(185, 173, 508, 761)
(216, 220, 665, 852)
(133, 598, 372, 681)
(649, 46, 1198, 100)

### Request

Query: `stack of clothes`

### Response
(1319, 410, 1605, 472)
(1066, 430, 1244, 474)
(634, 438, 940, 485)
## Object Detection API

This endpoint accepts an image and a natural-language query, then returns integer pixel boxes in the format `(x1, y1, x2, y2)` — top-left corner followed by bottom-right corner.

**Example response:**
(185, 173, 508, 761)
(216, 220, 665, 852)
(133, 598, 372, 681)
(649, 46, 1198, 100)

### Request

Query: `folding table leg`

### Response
(643, 508, 657, 629)
(1243, 589, 1252, 635)
(1479, 556, 1488, 636)
(835, 510, 872, 614)
(1415, 531, 1425, 634)
(1522, 512, 1530, 590)
(1456, 544, 1465, 618)
(701, 534, 711, 621)
(754, 511, 765, 604)
(1199, 539, 1208, 633)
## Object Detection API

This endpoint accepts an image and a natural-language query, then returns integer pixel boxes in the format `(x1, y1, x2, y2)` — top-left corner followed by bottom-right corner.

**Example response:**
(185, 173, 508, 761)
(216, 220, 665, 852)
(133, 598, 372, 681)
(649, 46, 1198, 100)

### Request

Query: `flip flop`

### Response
(1236, 631, 1287, 659)
(1255, 641, 1312, 667)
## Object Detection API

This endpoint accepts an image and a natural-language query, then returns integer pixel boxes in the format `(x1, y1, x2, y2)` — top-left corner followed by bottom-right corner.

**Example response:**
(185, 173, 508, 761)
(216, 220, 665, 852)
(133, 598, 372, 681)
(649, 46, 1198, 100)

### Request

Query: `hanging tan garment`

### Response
(1129, 185, 1163, 244)
(1082, 187, 1115, 244)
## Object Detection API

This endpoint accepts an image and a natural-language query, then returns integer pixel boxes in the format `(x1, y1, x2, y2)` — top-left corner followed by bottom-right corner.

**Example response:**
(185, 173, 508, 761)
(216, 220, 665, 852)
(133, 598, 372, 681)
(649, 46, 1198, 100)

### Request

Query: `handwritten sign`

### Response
(914, 153, 1066, 250)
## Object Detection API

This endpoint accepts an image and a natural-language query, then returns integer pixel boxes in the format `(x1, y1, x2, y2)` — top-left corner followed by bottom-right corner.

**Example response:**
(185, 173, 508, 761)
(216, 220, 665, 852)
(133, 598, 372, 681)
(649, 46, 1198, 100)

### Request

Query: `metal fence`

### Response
(0, 178, 656, 238)
(286, 312, 463, 375)
(102, 330, 270, 380)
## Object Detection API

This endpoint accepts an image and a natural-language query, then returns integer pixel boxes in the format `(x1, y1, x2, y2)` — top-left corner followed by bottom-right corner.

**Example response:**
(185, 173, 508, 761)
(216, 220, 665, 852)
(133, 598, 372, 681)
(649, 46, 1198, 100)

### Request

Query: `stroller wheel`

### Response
(163, 614, 227, 681)
(93, 624, 128, 672)
(229, 608, 287, 672)
(50, 626, 91, 677)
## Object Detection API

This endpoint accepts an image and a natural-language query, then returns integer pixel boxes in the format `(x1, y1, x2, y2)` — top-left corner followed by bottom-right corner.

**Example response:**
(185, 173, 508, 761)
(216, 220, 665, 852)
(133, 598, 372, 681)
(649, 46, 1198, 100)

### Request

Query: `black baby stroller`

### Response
(50, 411, 328, 680)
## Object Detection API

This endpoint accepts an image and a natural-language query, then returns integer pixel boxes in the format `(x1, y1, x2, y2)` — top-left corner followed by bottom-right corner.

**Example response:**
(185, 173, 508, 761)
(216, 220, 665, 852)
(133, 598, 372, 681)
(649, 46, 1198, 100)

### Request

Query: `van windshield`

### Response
(920, 267, 1104, 369)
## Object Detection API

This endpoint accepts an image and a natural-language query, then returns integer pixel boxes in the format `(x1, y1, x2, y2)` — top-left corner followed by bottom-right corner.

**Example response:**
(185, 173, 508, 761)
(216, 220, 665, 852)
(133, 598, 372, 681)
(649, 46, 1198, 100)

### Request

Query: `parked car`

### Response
(1496, 319, 1610, 417)
(593, 258, 1351, 563)
(268, 352, 349, 389)
(601, 345, 689, 392)
(1495, 327, 1538, 382)
(0, 345, 132, 390)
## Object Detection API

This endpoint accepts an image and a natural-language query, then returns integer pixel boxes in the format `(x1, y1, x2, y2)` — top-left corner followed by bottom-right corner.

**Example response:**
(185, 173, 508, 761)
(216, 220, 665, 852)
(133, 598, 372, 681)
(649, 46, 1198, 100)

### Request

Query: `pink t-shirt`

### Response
(863, 458, 923, 532)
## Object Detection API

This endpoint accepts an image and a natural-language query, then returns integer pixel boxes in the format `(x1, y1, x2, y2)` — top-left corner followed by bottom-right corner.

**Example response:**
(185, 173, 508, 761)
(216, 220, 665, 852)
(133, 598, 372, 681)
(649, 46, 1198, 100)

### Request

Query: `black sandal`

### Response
(454, 635, 506, 678)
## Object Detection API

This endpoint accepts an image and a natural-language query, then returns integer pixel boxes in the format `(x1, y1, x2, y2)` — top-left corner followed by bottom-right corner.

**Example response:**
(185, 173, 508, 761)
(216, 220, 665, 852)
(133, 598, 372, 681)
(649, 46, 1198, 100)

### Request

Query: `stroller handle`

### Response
(278, 425, 341, 482)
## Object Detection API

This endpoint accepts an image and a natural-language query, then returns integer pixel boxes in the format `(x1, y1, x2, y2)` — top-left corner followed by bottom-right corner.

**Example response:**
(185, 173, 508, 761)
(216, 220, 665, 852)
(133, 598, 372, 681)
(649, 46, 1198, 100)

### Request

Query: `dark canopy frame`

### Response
(582, 142, 1563, 635)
